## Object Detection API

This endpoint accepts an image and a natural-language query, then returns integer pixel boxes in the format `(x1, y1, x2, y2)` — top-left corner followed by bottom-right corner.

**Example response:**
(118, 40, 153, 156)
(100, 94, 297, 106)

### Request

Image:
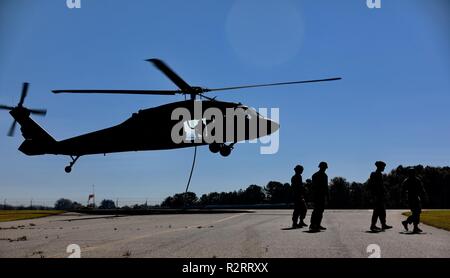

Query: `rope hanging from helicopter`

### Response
(184, 94, 199, 193)
(184, 94, 210, 192)
(184, 94, 220, 193)
(185, 117, 202, 192)
(185, 145, 197, 193)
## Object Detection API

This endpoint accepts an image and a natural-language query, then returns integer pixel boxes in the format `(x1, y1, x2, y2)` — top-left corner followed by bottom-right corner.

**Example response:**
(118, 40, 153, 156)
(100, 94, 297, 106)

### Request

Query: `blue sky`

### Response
(0, 0, 449, 206)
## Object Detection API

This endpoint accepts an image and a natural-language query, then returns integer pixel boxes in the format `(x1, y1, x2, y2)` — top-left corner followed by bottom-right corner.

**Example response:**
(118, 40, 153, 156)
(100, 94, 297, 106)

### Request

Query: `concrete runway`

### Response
(0, 210, 449, 258)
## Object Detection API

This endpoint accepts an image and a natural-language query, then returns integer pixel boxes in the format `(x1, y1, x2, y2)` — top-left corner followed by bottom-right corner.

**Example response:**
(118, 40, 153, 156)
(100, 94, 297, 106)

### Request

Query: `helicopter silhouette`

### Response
(1, 59, 341, 173)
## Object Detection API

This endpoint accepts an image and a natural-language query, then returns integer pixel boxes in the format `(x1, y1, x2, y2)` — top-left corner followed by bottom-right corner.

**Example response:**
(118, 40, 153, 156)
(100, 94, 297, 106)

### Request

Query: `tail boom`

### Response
(10, 109, 56, 156)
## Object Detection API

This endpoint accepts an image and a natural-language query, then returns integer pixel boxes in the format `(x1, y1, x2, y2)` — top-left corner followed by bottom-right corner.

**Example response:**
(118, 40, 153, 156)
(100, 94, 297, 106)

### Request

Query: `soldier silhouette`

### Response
(291, 165, 308, 228)
(401, 167, 427, 233)
(309, 162, 329, 232)
(368, 161, 393, 232)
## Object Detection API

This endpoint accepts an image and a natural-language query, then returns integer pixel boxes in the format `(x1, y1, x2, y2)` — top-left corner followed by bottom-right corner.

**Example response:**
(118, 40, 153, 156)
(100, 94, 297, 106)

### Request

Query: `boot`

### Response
(309, 224, 320, 232)
(381, 224, 393, 230)
(370, 225, 381, 232)
(412, 226, 422, 233)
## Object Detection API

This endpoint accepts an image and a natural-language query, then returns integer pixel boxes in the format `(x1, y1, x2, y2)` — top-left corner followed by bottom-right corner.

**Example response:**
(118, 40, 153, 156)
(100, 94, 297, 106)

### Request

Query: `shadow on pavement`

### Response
(365, 230, 384, 234)
(303, 230, 322, 233)
(399, 231, 428, 235)
(281, 227, 302, 231)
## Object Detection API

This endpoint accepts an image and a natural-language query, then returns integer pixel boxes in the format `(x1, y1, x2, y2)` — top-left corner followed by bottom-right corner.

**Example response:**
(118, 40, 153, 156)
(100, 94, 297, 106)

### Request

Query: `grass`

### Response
(402, 210, 450, 231)
(0, 210, 64, 222)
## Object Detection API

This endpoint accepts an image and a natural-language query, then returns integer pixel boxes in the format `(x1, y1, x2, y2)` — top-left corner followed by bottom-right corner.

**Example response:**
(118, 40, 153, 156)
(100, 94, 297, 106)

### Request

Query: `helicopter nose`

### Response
(268, 119, 280, 135)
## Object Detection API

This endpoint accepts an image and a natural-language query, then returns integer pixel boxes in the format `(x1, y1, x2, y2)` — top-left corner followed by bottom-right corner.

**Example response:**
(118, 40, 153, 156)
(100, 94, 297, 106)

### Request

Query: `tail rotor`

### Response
(0, 82, 47, 136)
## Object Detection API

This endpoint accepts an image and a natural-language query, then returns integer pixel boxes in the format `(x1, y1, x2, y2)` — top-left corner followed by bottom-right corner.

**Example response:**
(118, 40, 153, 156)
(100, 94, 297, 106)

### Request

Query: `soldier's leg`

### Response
(292, 202, 300, 226)
(379, 203, 387, 226)
(402, 202, 414, 231)
(412, 207, 421, 227)
(411, 206, 423, 233)
(297, 200, 307, 226)
(317, 209, 324, 226)
(310, 208, 317, 226)
(310, 202, 318, 228)
(300, 200, 307, 223)
(316, 202, 325, 226)
(416, 206, 422, 225)
(407, 200, 419, 225)
(379, 203, 393, 229)
(406, 209, 414, 224)
(371, 206, 379, 226)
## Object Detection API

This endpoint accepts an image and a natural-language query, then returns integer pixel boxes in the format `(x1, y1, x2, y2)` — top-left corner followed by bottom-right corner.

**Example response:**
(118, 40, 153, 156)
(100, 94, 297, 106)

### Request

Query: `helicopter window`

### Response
(184, 119, 207, 141)
(238, 105, 260, 118)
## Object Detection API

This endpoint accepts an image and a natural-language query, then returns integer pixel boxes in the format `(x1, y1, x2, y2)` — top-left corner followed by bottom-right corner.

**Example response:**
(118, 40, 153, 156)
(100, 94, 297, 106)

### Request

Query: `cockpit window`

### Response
(238, 105, 261, 118)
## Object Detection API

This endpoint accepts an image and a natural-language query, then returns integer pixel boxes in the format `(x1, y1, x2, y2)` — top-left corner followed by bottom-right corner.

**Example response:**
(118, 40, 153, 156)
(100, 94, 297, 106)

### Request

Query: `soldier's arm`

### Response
(401, 179, 408, 204)
(367, 173, 375, 194)
(419, 178, 428, 203)
(298, 177, 304, 195)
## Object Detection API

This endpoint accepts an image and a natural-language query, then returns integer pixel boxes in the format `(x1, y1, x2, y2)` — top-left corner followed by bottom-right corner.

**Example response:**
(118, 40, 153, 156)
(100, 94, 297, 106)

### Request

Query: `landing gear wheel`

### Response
(209, 143, 221, 153)
(64, 155, 80, 174)
(219, 144, 232, 157)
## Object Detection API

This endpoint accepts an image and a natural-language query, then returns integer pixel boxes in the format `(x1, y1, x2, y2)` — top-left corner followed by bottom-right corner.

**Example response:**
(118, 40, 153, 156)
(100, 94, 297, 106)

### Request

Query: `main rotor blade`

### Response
(29, 108, 47, 116)
(147, 59, 193, 92)
(18, 82, 29, 107)
(0, 104, 14, 110)
(52, 89, 179, 95)
(7, 120, 17, 137)
(205, 77, 342, 92)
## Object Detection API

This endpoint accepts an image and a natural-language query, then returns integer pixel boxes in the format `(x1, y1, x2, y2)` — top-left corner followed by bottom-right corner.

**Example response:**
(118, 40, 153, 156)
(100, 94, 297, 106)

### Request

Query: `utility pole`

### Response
(92, 184, 96, 208)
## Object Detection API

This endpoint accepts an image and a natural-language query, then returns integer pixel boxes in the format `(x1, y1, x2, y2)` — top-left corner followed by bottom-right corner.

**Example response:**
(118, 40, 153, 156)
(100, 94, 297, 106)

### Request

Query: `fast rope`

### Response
(185, 146, 197, 193)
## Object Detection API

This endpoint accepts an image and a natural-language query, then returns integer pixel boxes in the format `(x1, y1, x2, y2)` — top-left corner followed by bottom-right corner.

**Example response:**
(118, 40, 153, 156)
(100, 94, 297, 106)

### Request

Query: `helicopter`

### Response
(1, 59, 341, 173)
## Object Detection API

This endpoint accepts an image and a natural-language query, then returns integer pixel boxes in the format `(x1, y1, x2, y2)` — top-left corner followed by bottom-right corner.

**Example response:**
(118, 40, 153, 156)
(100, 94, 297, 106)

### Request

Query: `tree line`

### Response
(30, 164, 447, 210)
(160, 165, 450, 209)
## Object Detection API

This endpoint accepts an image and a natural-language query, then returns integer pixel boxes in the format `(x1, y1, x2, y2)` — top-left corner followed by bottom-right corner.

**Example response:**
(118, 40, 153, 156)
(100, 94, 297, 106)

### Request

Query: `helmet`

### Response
(318, 162, 328, 169)
(375, 161, 386, 168)
(294, 165, 304, 172)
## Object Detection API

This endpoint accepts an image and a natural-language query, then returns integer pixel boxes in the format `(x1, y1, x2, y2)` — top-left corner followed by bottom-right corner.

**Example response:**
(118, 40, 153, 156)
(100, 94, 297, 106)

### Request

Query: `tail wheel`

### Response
(64, 156, 80, 174)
